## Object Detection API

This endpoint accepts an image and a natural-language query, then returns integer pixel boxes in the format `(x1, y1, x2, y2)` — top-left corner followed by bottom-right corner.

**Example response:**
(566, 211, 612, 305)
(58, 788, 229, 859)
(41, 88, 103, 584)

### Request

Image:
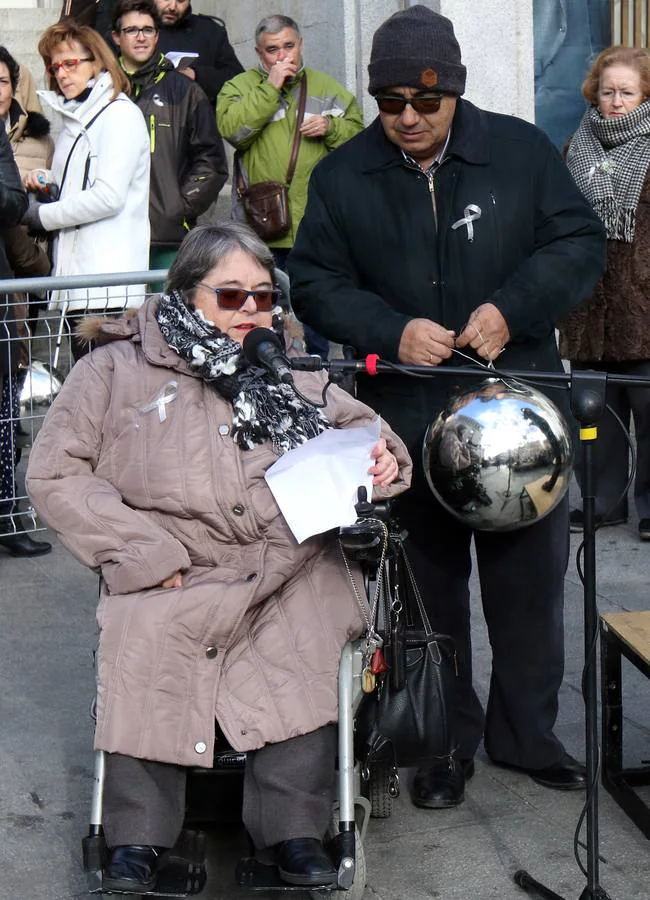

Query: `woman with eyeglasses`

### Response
(22, 20, 150, 357)
(25, 221, 411, 893)
(560, 46, 650, 541)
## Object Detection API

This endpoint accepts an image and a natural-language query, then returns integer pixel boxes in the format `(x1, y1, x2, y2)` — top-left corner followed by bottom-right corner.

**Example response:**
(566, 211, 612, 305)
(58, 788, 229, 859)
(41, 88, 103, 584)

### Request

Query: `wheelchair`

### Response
(81, 489, 399, 898)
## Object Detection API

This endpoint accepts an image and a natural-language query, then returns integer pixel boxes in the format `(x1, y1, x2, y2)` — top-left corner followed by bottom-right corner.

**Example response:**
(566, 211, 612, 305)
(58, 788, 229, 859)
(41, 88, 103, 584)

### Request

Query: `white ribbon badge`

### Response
(451, 204, 482, 242)
(140, 380, 179, 423)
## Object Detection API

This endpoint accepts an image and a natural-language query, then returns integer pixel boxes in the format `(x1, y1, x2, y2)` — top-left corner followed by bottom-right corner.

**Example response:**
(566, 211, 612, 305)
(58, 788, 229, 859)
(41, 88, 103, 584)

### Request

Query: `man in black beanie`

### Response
(290, 5, 607, 807)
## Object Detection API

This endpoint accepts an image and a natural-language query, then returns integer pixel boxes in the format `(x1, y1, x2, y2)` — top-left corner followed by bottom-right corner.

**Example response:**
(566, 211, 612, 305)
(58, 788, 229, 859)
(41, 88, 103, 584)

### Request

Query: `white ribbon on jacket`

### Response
(140, 380, 179, 423)
(451, 204, 482, 242)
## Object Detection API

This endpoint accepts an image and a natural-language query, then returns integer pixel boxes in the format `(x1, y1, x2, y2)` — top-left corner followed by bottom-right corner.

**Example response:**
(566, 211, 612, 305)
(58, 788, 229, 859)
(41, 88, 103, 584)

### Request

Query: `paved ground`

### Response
(2, 462, 649, 900)
(4, 327, 650, 900)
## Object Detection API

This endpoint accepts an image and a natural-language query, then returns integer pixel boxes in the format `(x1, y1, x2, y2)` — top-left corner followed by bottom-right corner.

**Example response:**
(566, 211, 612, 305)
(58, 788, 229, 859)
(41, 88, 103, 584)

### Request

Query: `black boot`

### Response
(411, 756, 475, 809)
(0, 516, 51, 557)
(276, 838, 337, 887)
(104, 845, 166, 892)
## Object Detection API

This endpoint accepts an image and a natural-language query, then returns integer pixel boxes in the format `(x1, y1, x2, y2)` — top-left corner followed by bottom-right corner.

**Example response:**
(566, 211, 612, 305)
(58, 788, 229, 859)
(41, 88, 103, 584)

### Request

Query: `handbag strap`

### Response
(58, 100, 116, 196)
(396, 539, 435, 638)
(234, 75, 306, 195)
(285, 75, 307, 186)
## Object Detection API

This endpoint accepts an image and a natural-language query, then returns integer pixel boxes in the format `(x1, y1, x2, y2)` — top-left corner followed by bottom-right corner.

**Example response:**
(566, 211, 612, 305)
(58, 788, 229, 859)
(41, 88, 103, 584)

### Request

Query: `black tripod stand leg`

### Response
(514, 869, 566, 900)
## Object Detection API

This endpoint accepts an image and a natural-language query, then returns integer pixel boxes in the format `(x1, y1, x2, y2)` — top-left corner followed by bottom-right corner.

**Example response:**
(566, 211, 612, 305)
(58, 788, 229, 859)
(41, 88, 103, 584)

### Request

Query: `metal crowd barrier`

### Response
(0, 270, 167, 537)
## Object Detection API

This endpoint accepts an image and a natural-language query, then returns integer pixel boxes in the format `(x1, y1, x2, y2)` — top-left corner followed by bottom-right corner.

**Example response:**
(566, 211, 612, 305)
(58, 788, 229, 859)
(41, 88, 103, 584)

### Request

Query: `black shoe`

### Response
(569, 509, 626, 533)
(411, 757, 475, 809)
(0, 524, 52, 557)
(103, 844, 166, 892)
(489, 751, 587, 791)
(275, 838, 337, 887)
(639, 518, 650, 541)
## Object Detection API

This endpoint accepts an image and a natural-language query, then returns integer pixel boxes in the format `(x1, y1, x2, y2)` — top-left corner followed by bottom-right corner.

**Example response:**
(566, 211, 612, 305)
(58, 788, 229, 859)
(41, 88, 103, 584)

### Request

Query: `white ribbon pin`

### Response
(451, 204, 482, 242)
(140, 380, 179, 423)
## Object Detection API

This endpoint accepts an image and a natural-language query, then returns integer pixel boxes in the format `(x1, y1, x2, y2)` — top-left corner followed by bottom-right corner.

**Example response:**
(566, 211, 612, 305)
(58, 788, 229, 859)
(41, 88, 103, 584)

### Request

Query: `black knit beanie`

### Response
(368, 5, 466, 97)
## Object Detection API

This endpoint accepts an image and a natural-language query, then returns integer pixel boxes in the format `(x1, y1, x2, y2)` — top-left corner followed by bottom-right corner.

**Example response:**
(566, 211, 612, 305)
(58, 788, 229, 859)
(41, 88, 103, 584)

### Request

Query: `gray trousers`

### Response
(103, 725, 336, 851)
(572, 360, 650, 521)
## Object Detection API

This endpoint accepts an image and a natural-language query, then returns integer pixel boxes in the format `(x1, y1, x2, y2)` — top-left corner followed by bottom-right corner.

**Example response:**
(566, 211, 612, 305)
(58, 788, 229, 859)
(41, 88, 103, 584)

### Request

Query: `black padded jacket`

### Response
(155, 8, 243, 106)
(127, 53, 228, 248)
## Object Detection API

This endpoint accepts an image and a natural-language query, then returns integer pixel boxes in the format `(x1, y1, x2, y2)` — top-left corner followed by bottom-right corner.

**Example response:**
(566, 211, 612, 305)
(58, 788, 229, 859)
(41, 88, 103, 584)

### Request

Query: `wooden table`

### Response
(600, 611, 650, 839)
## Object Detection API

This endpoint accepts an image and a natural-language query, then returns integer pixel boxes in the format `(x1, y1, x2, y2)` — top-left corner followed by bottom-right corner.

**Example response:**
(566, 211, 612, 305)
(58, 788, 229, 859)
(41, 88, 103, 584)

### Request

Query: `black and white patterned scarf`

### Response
(155, 291, 331, 454)
(567, 100, 650, 242)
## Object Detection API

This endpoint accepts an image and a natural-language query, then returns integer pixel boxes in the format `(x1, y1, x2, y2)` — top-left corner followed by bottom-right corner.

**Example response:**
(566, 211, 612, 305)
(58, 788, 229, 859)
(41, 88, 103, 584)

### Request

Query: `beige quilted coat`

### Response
(26, 299, 412, 768)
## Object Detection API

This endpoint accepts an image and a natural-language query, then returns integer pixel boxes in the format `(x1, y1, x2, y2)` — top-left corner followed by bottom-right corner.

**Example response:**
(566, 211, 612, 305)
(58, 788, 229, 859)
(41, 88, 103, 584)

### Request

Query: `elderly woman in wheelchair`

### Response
(25, 221, 411, 894)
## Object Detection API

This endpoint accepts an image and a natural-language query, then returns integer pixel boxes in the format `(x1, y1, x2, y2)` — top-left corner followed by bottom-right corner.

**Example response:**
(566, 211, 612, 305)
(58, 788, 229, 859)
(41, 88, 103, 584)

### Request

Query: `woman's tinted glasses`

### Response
(195, 284, 282, 312)
(375, 94, 445, 115)
(47, 57, 94, 75)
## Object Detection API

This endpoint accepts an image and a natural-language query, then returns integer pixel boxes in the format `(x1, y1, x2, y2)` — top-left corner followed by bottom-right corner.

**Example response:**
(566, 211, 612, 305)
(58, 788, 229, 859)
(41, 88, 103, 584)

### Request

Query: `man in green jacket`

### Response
(217, 13, 363, 357)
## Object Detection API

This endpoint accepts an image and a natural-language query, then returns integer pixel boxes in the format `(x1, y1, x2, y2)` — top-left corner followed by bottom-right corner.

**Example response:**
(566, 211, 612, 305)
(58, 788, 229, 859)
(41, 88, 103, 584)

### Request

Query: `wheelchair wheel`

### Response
(309, 825, 366, 900)
(362, 763, 394, 819)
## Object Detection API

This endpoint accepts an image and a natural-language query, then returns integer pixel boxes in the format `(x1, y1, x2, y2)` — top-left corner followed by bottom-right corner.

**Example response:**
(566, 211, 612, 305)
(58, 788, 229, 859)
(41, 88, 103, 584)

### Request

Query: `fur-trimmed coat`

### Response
(559, 172, 650, 362)
(7, 98, 53, 179)
(25, 299, 412, 767)
(4, 98, 54, 281)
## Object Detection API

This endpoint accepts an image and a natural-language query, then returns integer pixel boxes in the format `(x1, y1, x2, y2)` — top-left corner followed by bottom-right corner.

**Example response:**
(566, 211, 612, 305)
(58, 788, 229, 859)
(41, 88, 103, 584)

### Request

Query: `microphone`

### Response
(242, 327, 294, 384)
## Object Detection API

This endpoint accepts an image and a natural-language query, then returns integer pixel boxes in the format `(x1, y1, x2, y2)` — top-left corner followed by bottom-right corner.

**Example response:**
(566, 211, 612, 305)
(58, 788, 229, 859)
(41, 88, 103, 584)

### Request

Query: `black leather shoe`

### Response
(489, 751, 587, 791)
(411, 757, 475, 809)
(103, 845, 166, 892)
(0, 529, 52, 557)
(276, 838, 337, 887)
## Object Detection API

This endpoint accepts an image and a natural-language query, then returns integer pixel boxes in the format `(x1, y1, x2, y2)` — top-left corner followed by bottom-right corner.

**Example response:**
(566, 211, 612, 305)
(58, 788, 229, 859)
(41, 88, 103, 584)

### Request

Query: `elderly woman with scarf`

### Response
(561, 46, 650, 540)
(25, 221, 411, 894)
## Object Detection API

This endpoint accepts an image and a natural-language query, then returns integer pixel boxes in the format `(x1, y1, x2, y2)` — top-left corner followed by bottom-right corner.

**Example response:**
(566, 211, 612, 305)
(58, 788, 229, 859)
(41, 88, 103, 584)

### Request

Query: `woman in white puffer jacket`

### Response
(23, 20, 150, 356)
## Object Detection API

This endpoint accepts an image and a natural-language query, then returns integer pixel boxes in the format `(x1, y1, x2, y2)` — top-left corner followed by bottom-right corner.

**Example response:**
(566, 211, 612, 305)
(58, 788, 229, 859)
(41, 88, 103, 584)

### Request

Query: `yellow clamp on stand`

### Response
(579, 426, 598, 441)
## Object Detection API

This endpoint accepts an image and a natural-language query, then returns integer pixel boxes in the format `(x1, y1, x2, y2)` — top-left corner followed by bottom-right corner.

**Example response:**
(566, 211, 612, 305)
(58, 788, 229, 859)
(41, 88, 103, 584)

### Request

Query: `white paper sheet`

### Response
(165, 51, 199, 69)
(265, 418, 382, 544)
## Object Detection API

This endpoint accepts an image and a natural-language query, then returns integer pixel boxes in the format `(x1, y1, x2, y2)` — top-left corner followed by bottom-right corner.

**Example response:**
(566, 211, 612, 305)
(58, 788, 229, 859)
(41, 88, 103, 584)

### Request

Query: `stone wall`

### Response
(0, 1, 534, 124)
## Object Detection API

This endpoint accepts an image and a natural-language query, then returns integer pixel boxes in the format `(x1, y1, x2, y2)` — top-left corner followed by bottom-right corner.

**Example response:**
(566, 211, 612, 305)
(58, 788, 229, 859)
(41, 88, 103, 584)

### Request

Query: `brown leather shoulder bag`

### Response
(235, 76, 307, 242)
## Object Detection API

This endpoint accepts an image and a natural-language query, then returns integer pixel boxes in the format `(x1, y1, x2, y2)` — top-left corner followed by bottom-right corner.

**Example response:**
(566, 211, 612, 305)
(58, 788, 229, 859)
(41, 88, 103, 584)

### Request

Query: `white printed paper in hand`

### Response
(264, 418, 382, 544)
(165, 51, 199, 69)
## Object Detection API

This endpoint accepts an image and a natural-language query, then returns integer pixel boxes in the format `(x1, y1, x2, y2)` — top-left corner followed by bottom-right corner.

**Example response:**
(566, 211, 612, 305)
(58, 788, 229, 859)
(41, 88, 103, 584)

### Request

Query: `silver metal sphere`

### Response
(423, 378, 573, 531)
(19, 360, 64, 433)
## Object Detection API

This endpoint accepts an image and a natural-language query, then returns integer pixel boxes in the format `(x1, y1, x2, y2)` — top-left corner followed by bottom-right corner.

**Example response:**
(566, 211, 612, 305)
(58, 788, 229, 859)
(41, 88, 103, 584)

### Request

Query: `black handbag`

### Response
(343, 522, 458, 773)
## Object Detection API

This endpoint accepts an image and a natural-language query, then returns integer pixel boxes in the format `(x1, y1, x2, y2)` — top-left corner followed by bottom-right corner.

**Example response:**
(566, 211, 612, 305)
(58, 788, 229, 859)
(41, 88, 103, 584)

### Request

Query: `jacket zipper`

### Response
(149, 114, 155, 154)
(427, 172, 437, 231)
(490, 191, 500, 264)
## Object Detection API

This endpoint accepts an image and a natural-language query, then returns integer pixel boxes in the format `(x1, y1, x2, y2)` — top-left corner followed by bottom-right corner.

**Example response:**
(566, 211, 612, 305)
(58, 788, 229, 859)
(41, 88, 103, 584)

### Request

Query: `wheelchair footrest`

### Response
(235, 858, 336, 892)
(86, 830, 207, 897)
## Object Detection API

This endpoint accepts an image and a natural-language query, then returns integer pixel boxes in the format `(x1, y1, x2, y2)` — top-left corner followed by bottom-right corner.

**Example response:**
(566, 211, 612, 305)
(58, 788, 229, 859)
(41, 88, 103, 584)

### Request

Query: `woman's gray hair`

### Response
(255, 15, 300, 44)
(165, 221, 275, 298)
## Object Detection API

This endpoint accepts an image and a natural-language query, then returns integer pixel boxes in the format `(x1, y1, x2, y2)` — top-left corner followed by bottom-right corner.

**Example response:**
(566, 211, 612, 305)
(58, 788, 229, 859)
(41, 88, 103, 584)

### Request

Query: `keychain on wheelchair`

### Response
(338, 513, 390, 694)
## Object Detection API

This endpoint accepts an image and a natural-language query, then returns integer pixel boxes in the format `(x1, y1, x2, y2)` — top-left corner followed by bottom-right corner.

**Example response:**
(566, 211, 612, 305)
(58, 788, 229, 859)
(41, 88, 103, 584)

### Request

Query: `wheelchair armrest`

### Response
(339, 517, 386, 564)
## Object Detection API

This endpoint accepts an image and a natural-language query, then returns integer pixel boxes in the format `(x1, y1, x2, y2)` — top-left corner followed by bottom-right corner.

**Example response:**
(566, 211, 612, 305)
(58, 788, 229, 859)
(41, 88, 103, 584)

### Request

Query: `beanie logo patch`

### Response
(420, 68, 438, 89)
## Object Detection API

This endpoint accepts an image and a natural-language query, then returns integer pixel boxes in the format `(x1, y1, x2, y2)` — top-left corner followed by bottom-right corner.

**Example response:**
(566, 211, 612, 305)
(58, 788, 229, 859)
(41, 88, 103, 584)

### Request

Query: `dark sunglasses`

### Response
(195, 284, 282, 312)
(375, 93, 446, 115)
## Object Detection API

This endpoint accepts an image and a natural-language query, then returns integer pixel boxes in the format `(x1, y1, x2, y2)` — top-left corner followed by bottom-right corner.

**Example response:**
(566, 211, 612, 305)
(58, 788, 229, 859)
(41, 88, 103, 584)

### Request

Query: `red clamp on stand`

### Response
(365, 354, 380, 376)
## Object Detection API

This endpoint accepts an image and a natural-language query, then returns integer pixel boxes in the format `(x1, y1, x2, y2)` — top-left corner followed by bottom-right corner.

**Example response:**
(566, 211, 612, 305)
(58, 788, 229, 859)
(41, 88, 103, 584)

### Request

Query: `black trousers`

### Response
(572, 360, 650, 521)
(397, 474, 569, 769)
(103, 725, 336, 851)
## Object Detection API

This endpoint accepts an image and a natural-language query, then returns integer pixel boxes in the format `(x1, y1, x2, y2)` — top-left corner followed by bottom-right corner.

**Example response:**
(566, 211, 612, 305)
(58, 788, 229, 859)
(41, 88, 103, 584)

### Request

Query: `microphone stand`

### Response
(290, 355, 640, 900)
